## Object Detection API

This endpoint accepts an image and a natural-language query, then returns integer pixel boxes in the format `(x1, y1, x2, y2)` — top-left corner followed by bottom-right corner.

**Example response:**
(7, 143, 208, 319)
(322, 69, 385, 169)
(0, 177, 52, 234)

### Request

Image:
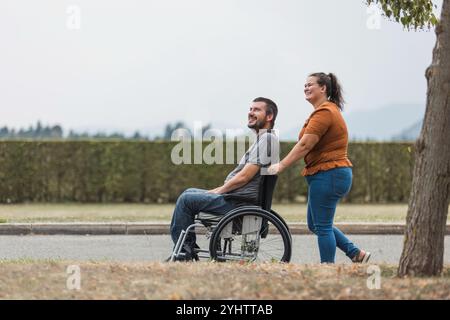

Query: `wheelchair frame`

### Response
(170, 175, 292, 262)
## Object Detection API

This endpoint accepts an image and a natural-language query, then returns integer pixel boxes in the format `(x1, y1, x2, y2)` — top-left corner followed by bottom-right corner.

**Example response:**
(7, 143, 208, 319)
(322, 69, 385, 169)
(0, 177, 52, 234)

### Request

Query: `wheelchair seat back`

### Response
(257, 174, 278, 211)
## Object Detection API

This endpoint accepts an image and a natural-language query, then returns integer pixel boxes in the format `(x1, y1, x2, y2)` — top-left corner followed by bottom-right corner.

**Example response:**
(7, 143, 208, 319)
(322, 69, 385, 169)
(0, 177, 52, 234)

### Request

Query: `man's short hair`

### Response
(253, 97, 278, 129)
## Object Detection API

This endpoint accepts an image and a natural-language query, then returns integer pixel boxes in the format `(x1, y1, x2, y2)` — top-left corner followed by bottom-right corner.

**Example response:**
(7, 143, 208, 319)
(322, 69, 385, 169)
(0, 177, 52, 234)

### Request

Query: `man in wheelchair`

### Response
(169, 97, 281, 261)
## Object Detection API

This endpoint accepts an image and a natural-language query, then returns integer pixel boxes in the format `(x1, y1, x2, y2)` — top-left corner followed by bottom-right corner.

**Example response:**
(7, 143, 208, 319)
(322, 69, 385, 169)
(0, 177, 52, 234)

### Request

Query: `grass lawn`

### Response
(0, 203, 415, 223)
(0, 260, 449, 299)
(0, 203, 449, 223)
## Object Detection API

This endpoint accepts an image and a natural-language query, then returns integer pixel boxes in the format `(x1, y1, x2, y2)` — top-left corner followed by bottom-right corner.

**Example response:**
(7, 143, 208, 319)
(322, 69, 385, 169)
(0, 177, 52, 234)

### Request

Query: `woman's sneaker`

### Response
(352, 250, 371, 263)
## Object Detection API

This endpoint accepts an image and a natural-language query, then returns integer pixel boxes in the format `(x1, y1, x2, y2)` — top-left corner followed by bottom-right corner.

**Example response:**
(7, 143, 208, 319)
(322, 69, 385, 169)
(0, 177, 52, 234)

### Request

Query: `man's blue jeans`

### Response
(306, 167, 360, 263)
(170, 188, 236, 247)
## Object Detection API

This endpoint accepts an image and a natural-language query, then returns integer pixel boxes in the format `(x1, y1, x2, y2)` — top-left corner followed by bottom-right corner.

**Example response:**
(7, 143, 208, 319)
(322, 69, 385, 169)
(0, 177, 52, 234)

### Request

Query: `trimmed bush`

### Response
(0, 141, 414, 203)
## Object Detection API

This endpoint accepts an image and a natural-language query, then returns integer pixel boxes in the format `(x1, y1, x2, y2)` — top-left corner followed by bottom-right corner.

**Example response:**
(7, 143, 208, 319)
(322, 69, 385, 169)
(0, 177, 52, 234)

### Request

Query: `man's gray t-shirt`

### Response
(224, 131, 279, 204)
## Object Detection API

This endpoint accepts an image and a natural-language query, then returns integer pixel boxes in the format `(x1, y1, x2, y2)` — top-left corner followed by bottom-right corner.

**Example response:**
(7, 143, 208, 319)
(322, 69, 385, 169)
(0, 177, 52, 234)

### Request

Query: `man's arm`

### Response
(208, 163, 260, 194)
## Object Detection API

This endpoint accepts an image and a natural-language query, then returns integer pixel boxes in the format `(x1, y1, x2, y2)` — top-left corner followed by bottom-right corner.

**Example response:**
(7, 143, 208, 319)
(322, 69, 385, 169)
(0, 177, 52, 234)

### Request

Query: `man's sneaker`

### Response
(164, 253, 191, 262)
(352, 250, 371, 263)
(183, 243, 199, 261)
(165, 243, 200, 262)
(163, 255, 174, 262)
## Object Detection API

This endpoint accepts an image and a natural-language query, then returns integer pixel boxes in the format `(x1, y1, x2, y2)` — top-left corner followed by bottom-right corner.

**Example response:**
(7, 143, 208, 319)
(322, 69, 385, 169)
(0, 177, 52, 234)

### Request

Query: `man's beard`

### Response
(248, 119, 266, 130)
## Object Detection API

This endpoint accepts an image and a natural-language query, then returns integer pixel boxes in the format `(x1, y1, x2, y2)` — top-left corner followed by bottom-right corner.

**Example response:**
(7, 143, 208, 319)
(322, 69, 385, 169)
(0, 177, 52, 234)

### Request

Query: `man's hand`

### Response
(207, 187, 224, 194)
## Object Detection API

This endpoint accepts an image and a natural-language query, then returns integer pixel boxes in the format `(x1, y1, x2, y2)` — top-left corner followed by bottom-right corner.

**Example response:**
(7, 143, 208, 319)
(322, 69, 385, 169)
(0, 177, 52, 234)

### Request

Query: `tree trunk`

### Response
(398, 0, 450, 277)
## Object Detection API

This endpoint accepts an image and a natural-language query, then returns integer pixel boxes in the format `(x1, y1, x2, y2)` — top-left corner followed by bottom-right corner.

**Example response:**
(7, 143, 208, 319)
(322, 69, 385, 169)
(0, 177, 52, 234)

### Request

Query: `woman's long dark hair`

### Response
(309, 72, 345, 110)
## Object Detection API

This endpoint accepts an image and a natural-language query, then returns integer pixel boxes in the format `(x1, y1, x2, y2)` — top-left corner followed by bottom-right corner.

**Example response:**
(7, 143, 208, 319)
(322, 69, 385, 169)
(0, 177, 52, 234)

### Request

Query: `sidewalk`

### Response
(1, 222, 449, 235)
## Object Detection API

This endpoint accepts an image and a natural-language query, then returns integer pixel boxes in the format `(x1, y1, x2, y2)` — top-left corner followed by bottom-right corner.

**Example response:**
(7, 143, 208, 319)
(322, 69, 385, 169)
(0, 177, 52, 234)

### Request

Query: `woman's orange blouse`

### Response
(299, 101, 353, 176)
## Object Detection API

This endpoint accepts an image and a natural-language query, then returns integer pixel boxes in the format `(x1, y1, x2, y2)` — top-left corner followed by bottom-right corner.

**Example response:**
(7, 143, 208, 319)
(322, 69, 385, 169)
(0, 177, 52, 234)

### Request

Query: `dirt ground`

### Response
(0, 260, 449, 300)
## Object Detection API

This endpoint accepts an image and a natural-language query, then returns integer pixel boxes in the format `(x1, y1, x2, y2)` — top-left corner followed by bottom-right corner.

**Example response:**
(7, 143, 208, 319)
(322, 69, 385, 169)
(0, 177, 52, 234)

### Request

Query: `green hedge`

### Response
(0, 141, 414, 203)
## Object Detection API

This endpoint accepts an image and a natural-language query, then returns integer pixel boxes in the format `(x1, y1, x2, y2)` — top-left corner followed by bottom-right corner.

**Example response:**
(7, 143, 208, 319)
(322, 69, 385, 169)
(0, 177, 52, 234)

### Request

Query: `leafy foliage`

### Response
(366, 0, 439, 29)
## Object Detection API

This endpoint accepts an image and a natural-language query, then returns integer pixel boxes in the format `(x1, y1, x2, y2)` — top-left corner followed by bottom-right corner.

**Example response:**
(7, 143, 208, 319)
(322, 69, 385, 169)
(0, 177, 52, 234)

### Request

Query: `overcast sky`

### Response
(0, 0, 441, 137)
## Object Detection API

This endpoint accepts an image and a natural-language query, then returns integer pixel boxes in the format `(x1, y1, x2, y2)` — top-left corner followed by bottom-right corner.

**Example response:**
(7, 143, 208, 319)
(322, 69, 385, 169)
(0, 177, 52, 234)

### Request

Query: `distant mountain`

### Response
(67, 121, 247, 140)
(345, 104, 425, 141)
(392, 119, 423, 141)
(67, 124, 166, 139)
(279, 104, 426, 141)
(67, 104, 426, 142)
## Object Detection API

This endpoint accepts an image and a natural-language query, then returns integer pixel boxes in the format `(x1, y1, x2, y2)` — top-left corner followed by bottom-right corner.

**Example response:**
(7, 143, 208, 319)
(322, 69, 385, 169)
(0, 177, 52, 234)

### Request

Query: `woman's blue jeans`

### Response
(305, 167, 360, 263)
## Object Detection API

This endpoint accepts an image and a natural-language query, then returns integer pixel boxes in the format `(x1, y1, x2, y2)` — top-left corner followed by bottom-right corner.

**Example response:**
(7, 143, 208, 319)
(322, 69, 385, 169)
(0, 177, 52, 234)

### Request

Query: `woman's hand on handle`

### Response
(267, 162, 286, 175)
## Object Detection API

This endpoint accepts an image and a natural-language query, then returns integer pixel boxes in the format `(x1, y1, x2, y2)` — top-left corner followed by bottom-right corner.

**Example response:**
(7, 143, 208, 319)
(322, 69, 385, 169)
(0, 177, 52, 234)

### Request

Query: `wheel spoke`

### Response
(211, 211, 290, 263)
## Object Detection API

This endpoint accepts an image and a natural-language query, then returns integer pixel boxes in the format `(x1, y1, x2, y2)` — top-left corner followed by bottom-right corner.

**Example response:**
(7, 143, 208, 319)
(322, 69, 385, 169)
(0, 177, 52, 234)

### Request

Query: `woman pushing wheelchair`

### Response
(268, 72, 371, 264)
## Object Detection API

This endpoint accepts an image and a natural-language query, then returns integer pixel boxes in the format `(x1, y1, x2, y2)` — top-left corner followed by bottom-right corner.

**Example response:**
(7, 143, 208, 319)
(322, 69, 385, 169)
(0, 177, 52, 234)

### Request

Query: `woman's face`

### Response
(304, 76, 326, 104)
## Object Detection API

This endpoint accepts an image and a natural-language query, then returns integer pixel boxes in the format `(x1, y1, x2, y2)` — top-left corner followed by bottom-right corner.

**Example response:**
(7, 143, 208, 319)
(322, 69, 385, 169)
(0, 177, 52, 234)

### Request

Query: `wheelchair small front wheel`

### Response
(209, 209, 291, 263)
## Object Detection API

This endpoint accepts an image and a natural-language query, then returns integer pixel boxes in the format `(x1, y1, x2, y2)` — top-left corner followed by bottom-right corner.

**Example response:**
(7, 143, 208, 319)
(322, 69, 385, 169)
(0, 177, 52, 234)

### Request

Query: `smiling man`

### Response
(168, 97, 279, 261)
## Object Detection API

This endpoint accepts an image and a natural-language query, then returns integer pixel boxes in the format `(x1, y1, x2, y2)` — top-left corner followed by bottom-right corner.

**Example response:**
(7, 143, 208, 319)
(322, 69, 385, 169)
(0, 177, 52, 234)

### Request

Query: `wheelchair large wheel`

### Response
(209, 209, 291, 263)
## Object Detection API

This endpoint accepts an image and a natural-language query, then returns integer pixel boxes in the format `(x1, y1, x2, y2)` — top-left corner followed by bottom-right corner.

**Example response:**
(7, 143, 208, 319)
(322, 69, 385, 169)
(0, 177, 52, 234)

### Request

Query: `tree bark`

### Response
(398, 0, 450, 277)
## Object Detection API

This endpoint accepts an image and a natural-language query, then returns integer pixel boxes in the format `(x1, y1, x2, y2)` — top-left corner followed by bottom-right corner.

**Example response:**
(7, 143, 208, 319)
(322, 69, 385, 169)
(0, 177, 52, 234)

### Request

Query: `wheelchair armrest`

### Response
(222, 193, 258, 205)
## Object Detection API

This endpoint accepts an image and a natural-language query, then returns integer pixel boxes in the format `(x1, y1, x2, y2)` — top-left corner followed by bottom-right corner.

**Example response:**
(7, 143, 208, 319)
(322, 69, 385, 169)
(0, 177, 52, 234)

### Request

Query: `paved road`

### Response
(2, 235, 450, 264)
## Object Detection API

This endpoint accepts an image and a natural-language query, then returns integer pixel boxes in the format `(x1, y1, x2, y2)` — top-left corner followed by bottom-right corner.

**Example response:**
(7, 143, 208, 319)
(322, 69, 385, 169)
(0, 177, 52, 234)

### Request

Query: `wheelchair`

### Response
(170, 175, 292, 263)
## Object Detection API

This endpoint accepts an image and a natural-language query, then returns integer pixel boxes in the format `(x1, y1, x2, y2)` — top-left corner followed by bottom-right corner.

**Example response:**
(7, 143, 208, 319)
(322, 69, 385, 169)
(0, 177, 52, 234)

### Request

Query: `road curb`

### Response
(0, 222, 449, 236)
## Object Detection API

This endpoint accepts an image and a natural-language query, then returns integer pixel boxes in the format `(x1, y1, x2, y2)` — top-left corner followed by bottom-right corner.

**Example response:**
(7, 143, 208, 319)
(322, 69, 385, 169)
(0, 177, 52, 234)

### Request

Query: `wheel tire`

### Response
(209, 209, 291, 263)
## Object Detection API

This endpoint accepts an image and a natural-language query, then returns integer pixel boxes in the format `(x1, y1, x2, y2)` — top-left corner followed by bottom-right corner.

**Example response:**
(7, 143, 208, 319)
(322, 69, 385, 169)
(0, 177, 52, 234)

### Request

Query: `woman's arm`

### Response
(269, 133, 319, 174)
